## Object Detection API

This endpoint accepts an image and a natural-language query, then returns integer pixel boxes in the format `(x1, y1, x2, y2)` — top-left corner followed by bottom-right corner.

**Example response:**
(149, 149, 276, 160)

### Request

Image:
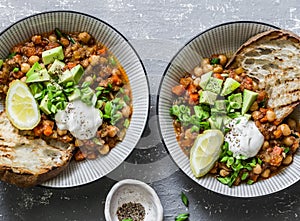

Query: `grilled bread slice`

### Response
(226, 30, 300, 123)
(0, 111, 75, 187)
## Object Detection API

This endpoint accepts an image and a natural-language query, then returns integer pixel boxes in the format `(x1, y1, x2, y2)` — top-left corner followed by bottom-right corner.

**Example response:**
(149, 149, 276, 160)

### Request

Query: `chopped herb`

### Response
(7, 52, 16, 59)
(181, 192, 189, 207)
(123, 119, 130, 128)
(175, 213, 189, 221)
(12, 67, 19, 72)
(0, 59, 3, 69)
(210, 57, 220, 65)
(122, 219, 133, 221)
(283, 147, 290, 154)
(241, 172, 249, 181)
(247, 180, 255, 185)
(257, 158, 262, 165)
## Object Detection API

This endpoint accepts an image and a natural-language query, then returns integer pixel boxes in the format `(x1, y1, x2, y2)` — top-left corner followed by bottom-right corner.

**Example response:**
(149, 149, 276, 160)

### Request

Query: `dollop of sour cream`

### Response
(55, 100, 102, 140)
(225, 117, 264, 159)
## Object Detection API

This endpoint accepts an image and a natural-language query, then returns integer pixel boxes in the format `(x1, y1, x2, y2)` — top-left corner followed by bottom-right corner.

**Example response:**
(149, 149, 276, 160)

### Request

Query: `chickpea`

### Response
(262, 141, 269, 150)
(122, 106, 131, 118)
(252, 81, 258, 91)
(282, 155, 293, 165)
(193, 66, 203, 77)
(193, 77, 201, 86)
(20, 63, 30, 73)
(85, 76, 93, 83)
(60, 37, 69, 47)
(213, 65, 223, 73)
(78, 32, 91, 44)
(261, 169, 271, 178)
(57, 128, 68, 136)
(287, 118, 297, 130)
(235, 67, 244, 75)
(219, 169, 230, 177)
(28, 55, 39, 65)
(273, 129, 282, 139)
(99, 144, 110, 155)
(283, 136, 295, 146)
(218, 54, 227, 66)
(201, 58, 210, 66)
(74, 139, 83, 147)
(48, 34, 57, 42)
(253, 164, 262, 174)
(252, 111, 262, 121)
(266, 110, 276, 122)
(278, 124, 291, 136)
(250, 101, 259, 111)
(202, 64, 213, 73)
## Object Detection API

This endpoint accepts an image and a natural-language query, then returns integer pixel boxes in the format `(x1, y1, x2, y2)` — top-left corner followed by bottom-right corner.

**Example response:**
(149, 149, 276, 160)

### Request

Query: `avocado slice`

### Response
(199, 90, 217, 106)
(39, 94, 51, 115)
(59, 70, 72, 84)
(26, 69, 50, 83)
(205, 77, 223, 94)
(242, 89, 258, 115)
(199, 71, 212, 89)
(68, 88, 81, 101)
(26, 62, 42, 77)
(71, 64, 84, 84)
(48, 59, 65, 75)
(214, 100, 227, 111)
(58, 64, 84, 84)
(42, 46, 64, 65)
(221, 78, 240, 96)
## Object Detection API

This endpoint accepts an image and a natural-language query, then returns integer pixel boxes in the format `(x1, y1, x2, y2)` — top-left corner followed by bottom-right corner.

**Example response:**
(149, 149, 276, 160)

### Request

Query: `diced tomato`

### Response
(189, 93, 199, 104)
(179, 77, 192, 88)
(273, 146, 283, 155)
(213, 73, 224, 80)
(98, 47, 107, 55)
(172, 85, 185, 96)
(187, 83, 197, 94)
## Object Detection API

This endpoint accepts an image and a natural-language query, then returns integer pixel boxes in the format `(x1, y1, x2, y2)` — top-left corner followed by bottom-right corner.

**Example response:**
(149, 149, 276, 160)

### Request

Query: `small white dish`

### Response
(105, 179, 163, 221)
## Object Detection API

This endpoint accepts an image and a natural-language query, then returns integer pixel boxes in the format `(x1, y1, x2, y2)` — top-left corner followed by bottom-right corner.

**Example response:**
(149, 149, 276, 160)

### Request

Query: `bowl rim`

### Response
(0, 10, 151, 188)
(156, 21, 288, 198)
(104, 179, 164, 221)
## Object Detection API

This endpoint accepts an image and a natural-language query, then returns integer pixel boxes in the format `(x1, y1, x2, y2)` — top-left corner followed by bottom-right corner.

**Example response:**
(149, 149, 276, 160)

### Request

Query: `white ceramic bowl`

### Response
(158, 21, 300, 197)
(0, 11, 149, 188)
(105, 179, 163, 221)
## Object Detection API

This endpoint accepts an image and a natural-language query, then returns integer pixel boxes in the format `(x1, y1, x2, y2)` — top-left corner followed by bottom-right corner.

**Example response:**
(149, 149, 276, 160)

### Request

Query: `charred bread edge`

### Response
(0, 157, 72, 188)
(226, 29, 300, 68)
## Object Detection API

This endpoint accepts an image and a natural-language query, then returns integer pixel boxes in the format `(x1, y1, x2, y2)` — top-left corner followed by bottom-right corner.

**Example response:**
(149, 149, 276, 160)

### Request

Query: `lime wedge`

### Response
(190, 129, 224, 178)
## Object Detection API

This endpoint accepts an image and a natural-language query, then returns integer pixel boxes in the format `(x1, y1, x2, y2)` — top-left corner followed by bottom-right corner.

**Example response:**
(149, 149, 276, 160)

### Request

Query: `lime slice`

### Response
(190, 129, 224, 178)
(5, 80, 41, 130)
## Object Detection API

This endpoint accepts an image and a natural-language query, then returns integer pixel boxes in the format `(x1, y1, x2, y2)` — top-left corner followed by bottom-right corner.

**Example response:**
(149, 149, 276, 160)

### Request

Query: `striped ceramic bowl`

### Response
(158, 21, 300, 197)
(0, 11, 149, 188)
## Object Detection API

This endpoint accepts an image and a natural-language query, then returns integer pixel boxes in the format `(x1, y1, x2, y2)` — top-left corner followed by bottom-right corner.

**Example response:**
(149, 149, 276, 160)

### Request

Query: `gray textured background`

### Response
(0, 0, 300, 220)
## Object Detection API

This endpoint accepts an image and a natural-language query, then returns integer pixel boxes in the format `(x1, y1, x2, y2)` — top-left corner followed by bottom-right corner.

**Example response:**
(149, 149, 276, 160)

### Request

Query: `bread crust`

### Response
(226, 29, 300, 122)
(0, 111, 75, 187)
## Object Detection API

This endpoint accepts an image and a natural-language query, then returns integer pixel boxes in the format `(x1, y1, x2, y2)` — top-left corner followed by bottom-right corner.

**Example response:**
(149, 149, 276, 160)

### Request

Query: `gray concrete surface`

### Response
(0, 0, 300, 220)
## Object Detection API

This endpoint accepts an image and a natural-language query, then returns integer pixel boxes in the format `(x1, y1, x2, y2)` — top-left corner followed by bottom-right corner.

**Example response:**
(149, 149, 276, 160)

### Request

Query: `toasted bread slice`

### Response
(0, 111, 75, 187)
(226, 30, 300, 122)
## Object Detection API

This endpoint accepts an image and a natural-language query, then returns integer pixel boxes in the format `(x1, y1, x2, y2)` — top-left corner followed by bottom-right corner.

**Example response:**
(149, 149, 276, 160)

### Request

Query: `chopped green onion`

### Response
(0, 59, 3, 69)
(123, 119, 130, 128)
(247, 180, 254, 185)
(124, 95, 130, 103)
(13, 67, 19, 72)
(175, 213, 189, 221)
(257, 158, 262, 165)
(170, 105, 180, 117)
(210, 57, 220, 65)
(7, 52, 16, 59)
(190, 125, 199, 133)
(181, 192, 189, 207)
(241, 172, 249, 181)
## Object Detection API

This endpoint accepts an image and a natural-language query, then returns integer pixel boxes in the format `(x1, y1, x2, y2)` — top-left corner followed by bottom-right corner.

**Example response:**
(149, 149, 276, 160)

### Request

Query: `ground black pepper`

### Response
(116, 202, 145, 221)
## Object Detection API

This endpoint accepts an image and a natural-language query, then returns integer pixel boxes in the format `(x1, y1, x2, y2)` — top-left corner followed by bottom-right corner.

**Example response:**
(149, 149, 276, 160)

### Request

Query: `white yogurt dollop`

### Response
(55, 100, 102, 140)
(225, 117, 264, 159)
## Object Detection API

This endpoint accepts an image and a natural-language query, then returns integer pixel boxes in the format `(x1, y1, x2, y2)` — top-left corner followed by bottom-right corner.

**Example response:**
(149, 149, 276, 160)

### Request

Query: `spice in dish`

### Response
(116, 202, 145, 221)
